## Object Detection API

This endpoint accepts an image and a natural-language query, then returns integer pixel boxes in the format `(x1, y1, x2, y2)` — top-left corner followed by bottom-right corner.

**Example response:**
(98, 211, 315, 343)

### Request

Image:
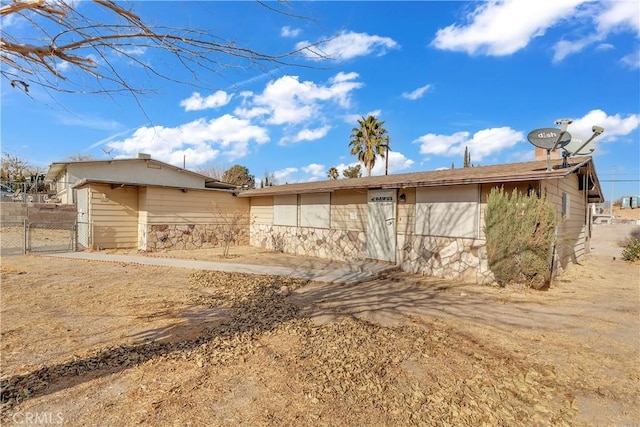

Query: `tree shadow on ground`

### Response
(0, 268, 585, 414)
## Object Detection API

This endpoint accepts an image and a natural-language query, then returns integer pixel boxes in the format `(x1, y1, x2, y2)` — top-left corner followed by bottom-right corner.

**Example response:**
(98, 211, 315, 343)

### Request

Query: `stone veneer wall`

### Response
(250, 223, 496, 284)
(145, 223, 249, 251)
(250, 224, 366, 261)
(398, 235, 495, 284)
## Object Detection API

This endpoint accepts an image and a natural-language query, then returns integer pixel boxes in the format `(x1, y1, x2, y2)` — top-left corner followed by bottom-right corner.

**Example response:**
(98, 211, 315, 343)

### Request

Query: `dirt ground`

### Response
(1, 240, 639, 425)
(612, 205, 640, 222)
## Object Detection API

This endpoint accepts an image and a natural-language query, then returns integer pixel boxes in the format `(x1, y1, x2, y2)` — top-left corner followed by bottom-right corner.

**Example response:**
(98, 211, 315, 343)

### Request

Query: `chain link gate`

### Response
(0, 221, 78, 255)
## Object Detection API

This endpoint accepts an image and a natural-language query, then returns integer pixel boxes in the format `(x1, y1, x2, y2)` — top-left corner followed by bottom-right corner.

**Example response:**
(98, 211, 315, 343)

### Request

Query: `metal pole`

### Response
(23, 219, 27, 255)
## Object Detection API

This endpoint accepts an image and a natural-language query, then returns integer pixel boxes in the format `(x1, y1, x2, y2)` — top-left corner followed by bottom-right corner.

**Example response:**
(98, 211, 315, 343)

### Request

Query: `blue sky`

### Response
(1, 1, 639, 200)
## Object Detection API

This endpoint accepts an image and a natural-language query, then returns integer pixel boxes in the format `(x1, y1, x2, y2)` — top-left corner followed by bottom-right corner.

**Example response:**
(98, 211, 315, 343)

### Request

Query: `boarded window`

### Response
(300, 193, 330, 228)
(273, 194, 297, 226)
(415, 185, 479, 238)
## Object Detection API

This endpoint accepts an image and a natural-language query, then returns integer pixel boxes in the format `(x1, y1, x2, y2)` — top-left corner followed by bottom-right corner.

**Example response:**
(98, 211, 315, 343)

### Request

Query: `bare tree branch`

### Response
(1, 0, 324, 96)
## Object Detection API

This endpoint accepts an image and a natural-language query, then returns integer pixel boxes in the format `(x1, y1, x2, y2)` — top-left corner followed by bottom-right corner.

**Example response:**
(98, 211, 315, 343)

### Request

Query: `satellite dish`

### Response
(527, 128, 571, 150)
(563, 135, 596, 156)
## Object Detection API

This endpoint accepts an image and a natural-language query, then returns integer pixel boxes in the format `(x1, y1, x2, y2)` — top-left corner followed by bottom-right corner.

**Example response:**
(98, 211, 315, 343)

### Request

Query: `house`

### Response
(238, 157, 603, 284)
(45, 154, 248, 250)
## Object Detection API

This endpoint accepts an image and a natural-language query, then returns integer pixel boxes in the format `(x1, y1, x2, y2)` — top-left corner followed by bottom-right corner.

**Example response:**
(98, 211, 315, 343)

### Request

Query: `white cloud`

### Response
(180, 91, 233, 111)
(402, 84, 432, 100)
(109, 114, 269, 165)
(236, 73, 362, 126)
(553, 1, 640, 62)
(296, 30, 399, 61)
(273, 167, 299, 183)
(281, 26, 301, 38)
(596, 0, 640, 35)
(569, 110, 640, 143)
(414, 127, 524, 161)
(432, 0, 586, 56)
(343, 109, 382, 124)
(56, 113, 120, 130)
(55, 60, 71, 73)
(370, 151, 415, 176)
(280, 126, 331, 145)
(301, 163, 327, 181)
(621, 51, 640, 69)
(596, 43, 614, 51)
(553, 38, 594, 62)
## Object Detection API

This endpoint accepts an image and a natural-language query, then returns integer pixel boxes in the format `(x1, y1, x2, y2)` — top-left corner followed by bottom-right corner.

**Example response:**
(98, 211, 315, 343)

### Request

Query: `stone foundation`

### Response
(398, 235, 495, 284)
(144, 223, 249, 251)
(250, 224, 495, 284)
(250, 224, 366, 261)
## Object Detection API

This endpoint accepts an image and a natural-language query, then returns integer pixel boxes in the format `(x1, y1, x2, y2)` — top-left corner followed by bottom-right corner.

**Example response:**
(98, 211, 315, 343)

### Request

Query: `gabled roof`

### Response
(239, 157, 604, 202)
(45, 157, 236, 190)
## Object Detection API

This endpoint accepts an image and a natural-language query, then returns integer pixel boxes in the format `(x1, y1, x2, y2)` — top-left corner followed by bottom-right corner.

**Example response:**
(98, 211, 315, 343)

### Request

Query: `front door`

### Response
(367, 190, 396, 262)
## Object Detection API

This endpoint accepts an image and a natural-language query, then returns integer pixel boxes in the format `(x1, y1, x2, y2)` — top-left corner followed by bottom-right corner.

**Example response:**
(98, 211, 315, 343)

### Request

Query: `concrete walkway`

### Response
(44, 252, 398, 285)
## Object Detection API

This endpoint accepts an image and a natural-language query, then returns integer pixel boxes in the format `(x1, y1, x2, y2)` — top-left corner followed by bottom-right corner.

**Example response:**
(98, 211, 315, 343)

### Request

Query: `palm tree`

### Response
(327, 166, 339, 180)
(349, 115, 389, 177)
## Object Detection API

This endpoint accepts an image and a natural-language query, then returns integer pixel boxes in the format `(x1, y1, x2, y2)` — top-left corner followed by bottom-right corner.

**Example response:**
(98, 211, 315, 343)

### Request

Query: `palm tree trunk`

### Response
(385, 144, 389, 175)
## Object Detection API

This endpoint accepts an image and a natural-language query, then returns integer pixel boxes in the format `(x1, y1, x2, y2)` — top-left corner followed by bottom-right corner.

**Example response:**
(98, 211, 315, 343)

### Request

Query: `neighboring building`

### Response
(238, 157, 603, 284)
(45, 154, 248, 250)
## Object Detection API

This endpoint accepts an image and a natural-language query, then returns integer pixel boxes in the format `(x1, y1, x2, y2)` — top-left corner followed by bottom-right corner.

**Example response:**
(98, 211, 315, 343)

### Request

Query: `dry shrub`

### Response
(622, 238, 640, 262)
(484, 188, 556, 289)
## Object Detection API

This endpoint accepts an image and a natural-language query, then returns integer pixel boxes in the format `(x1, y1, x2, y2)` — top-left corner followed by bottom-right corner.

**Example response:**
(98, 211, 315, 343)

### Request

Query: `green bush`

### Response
(484, 188, 556, 289)
(622, 238, 640, 262)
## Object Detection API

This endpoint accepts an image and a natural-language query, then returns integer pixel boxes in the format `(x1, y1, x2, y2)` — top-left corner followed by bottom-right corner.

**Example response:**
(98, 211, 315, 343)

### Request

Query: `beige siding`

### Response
(137, 187, 148, 249)
(145, 187, 249, 223)
(416, 185, 480, 238)
(478, 181, 539, 239)
(541, 175, 587, 269)
(330, 189, 367, 231)
(250, 196, 273, 224)
(274, 194, 298, 226)
(397, 188, 416, 235)
(90, 184, 139, 248)
(300, 192, 330, 228)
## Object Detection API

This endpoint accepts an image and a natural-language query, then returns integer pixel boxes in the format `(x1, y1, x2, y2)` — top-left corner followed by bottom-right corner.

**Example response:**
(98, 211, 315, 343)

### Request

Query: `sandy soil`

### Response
(612, 205, 640, 221)
(1, 245, 638, 426)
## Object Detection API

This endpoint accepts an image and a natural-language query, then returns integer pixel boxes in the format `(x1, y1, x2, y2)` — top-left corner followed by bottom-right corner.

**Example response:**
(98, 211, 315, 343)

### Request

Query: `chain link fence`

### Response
(0, 221, 26, 256)
(1, 221, 77, 256)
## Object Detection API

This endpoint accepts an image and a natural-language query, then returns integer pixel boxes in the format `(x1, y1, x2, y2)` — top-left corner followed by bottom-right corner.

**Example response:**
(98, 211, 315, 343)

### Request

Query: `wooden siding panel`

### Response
(145, 188, 248, 223)
(90, 184, 138, 248)
(330, 189, 367, 231)
(541, 175, 587, 267)
(478, 182, 538, 239)
(250, 196, 273, 224)
(397, 188, 416, 235)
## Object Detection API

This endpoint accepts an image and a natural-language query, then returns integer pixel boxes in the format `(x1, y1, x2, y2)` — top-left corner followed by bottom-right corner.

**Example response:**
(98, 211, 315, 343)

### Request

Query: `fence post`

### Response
(23, 219, 27, 255)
